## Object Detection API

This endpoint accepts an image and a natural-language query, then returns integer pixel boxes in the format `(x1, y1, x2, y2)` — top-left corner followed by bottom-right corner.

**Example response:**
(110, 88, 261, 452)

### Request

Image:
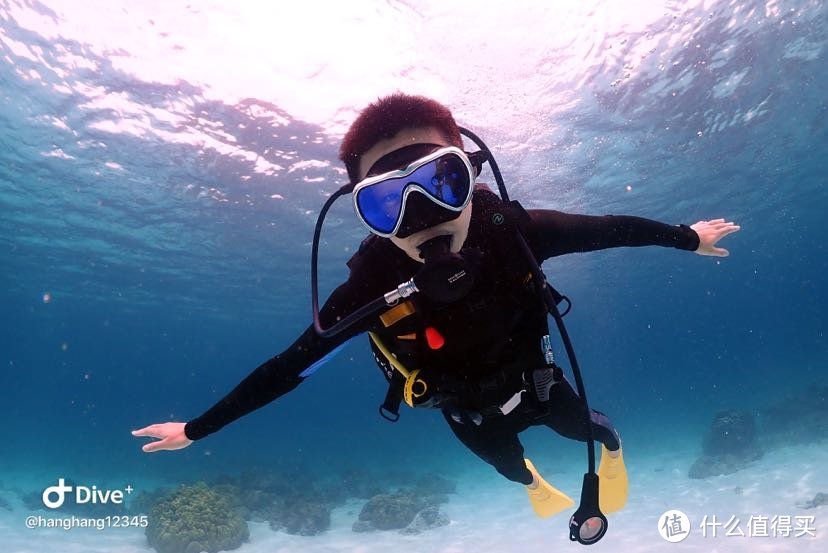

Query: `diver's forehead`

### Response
(365, 143, 443, 177)
(356, 126, 451, 180)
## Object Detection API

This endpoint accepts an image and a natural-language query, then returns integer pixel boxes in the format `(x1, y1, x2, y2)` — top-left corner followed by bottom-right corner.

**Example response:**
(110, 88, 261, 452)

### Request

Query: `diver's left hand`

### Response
(690, 218, 740, 257)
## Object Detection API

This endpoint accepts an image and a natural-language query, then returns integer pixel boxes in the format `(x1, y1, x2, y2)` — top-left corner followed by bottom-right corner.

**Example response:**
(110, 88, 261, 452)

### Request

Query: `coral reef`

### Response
(146, 482, 249, 553)
(688, 410, 763, 479)
(334, 468, 386, 500)
(688, 385, 828, 479)
(208, 471, 333, 535)
(132, 465, 458, 543)
(799, 492, 828, 510)
(703, 409, 760, 456)
(352, 492, 447, 532)
(266, 497, 331, 536)
(399, 505, 450, 534)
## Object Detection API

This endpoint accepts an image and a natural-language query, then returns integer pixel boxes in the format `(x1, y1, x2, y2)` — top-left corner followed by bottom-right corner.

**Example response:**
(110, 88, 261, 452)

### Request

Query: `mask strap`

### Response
(466, 150, 486, 178)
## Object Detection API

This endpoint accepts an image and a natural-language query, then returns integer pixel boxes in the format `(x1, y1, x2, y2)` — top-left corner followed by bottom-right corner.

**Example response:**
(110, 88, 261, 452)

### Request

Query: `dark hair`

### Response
(339, 92, 463, 183)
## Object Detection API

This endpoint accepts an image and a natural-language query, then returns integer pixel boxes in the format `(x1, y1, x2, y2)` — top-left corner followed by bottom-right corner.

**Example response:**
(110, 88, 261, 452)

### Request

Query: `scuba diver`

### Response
(133, 93, 739, 543)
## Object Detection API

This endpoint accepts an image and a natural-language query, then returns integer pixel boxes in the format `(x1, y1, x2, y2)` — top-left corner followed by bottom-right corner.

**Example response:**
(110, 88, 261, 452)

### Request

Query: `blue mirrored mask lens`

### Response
(355, 153, 471, 235)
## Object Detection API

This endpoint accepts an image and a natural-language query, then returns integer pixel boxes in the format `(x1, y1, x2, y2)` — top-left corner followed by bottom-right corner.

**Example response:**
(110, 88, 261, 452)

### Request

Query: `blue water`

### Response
(1, 0, 827, 550)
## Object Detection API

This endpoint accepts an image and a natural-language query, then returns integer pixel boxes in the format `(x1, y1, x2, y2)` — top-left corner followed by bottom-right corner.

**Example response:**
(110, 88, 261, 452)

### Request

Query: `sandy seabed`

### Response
(2, 442, 826, 553)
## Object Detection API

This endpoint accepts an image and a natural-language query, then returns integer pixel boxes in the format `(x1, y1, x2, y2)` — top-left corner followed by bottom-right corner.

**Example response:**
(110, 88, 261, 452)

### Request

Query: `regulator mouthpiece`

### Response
(414, 235, 479, 304)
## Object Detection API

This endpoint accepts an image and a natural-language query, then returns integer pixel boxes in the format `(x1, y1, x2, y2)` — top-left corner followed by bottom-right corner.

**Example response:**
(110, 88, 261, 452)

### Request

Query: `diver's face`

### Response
(357, 126, 473, 263)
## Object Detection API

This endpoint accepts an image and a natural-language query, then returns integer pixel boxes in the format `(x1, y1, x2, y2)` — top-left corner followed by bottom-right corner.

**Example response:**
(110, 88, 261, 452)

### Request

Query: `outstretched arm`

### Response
(179, 324, 354, 442)
(132, 275, 374, 452)
(524, 209, 738, 260)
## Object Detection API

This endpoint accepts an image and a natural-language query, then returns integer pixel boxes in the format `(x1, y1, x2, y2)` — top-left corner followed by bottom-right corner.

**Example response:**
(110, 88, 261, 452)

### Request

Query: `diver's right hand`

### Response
(131, 422, 193, 453)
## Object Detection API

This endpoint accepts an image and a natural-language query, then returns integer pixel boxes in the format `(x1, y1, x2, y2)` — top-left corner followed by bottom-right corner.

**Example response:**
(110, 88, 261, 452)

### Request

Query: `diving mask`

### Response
(353, 146, 483, 238)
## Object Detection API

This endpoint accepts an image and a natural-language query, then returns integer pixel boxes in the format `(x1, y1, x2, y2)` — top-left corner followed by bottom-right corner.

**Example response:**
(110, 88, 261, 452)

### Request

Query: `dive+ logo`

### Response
(41, 478, 133, 509)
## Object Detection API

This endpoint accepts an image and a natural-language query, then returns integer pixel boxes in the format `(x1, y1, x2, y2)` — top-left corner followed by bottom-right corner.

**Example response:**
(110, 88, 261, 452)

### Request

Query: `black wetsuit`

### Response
(184, 187, 699, 485)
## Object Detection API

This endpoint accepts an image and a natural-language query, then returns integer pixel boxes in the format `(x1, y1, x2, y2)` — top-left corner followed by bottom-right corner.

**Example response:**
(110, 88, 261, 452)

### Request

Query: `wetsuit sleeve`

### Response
(524, 209, 700, 261)
(183, 277, 374, 441)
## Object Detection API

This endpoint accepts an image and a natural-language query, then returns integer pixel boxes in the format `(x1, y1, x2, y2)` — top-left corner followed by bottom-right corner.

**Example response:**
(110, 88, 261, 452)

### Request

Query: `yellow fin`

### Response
(597, 445, 629, 514)
(524, 458, 575, 518)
